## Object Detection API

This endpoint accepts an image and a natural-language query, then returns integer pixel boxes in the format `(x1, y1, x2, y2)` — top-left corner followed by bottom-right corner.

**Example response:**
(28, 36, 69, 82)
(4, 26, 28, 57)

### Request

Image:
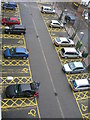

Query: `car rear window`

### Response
(9, 48, 16, 54)
(61, 48, 65, 53)
(56, 38, 61, 42)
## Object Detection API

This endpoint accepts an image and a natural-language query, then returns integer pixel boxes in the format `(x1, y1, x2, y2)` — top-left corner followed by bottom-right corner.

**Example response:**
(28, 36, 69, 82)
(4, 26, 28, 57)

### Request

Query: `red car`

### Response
(2, 17, 20, 26)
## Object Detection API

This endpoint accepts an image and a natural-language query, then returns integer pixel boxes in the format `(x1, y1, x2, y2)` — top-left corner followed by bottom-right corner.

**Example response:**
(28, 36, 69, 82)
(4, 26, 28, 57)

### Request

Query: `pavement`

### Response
(54, 2, 89, 66)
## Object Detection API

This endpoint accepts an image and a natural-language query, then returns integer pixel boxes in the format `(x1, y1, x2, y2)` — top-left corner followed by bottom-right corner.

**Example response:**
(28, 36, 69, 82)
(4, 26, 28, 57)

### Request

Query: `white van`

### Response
(59, 47, 82, 58)
(41, 6, 55, 14)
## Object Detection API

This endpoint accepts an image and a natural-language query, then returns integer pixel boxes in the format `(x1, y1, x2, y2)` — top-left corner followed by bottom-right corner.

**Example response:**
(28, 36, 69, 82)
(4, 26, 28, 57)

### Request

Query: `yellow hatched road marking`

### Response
(0, 76, 32, 85)
(1, 97, 37, 109)
(1, 34, 24, 39)
(2, 45, 26, 50)
(73, 91, 90, 100)
(2, 59, 29, 66)
(66, 73, 90, 81)
(82, 113, 90, 119)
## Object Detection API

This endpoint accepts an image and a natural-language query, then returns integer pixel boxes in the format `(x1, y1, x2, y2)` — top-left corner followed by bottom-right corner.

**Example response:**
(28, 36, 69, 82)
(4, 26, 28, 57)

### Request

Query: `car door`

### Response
(56, 23, 60, 27)
(13, 28, 19, 34)
(73, 67, 83, 73)
(74, 52, 79, 58)
(62, 41, 69, 46)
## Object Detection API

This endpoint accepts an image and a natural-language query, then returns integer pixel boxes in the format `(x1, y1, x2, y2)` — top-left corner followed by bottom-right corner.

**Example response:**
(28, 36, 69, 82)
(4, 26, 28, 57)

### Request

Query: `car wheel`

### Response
(65, 56, 67, 59)
(51, 25, 53, 28)
(21, 33, 24, 35)
(23, 57, 26, 60)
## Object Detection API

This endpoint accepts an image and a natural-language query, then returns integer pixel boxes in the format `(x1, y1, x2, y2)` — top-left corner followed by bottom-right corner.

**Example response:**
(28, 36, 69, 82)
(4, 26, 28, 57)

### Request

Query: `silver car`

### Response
(41, 6, 55, 14)
(70, 79, 90, 91)
(50, 20, 64, 28)
(62, 61, 86, 74)
(59, 47, 82, 58)
(54, 37, 74, 47)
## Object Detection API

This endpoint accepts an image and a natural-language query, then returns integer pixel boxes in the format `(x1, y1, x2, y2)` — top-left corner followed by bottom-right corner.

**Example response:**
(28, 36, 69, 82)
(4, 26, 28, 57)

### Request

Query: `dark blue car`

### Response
(2, 2, 17, 10)
(4, 47, 29, 59)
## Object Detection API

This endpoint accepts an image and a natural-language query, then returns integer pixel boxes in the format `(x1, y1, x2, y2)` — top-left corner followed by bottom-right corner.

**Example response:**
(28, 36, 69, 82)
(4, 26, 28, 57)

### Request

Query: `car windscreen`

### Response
(14, 85, 20, 94)
(72, 80, 77, 88)
(9, 48, 16, 55)
(5, 18, 10, 21)
(56, 38, 61, 42)
(68, 62, 75, 70)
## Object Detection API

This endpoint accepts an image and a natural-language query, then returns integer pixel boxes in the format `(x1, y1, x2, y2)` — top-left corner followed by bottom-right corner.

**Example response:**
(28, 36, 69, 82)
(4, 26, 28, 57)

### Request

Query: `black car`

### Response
(4, 25, 26, 34)
(5, 81, 40, 98)
(65, 13, 75, 24)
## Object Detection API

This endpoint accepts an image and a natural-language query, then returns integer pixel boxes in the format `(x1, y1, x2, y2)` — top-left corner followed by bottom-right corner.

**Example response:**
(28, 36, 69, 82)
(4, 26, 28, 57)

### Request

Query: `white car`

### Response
(62, 61, 86, 74)
(54, 37, 74, 47)
(70, 79, 90, 91)
(41, 6, 55, 14)
(59, 47, 82, 58)
(50, 20, 64, 28)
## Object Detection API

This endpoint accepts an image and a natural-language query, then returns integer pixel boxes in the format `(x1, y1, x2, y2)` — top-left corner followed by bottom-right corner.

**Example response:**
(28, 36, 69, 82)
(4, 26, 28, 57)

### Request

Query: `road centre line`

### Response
(31, 4, 64, 118)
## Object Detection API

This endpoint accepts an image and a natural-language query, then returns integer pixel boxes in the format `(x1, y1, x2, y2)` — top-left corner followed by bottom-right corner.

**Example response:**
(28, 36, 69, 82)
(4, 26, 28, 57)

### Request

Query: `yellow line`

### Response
(35, 98, 41, 118)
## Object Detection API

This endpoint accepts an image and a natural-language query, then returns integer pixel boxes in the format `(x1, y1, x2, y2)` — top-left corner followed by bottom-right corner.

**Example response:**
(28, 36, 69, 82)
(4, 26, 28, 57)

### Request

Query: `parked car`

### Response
(2, 17, 20, 26)
(54, 37, 74, 47)
(65, 13, 75, 24)
(4, 47, 29, 59)
(59, 47, 82, 58)
(41, 6, 55, 14)
(70, 78, 90, 91)
(4, 25, 26, 34)
(2, 2, 17, 10)
(5, 81, 40, 98)
(62, 61, 86, 74)
(50, 20, 64, 28)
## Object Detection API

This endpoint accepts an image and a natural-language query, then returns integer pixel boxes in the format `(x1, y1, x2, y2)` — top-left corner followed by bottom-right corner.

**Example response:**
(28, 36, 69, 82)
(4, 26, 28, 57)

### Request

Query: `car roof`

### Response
(75, 79, 90, 86)
(14, 25, 25, 28)
(74, 62, 84, 68)
(15, 48, 26, 53)
(59, 37, 68, 42)
(51, 20, 59, 23)
(66, 13, 75, 19)
(10, 17, 18, 21)
(43, 6, 52, 9)
(8, 2, 16, 5)
(20, 84, 31, 92)
(62, 47, 77, 53)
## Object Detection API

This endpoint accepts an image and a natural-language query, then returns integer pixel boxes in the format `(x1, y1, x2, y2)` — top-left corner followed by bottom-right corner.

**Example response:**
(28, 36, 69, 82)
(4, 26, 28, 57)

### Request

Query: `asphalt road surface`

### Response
(19, 2, 82, 118)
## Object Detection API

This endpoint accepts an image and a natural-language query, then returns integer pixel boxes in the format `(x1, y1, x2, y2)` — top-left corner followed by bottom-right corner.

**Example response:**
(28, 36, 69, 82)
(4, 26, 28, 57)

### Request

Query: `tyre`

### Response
(8, 32, 10, 34)
(7, 57, 11, 59)
(23, 56, 26, 60)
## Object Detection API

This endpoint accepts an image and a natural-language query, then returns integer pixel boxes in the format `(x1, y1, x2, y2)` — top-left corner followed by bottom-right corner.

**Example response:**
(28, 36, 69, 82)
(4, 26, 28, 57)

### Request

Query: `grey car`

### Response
(62, 61, 86, 74)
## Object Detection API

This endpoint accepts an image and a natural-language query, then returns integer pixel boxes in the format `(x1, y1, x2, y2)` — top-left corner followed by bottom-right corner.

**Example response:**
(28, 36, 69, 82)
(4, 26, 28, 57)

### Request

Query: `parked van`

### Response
(41, 6, 55, 14)
(59, 47, 82, 58)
